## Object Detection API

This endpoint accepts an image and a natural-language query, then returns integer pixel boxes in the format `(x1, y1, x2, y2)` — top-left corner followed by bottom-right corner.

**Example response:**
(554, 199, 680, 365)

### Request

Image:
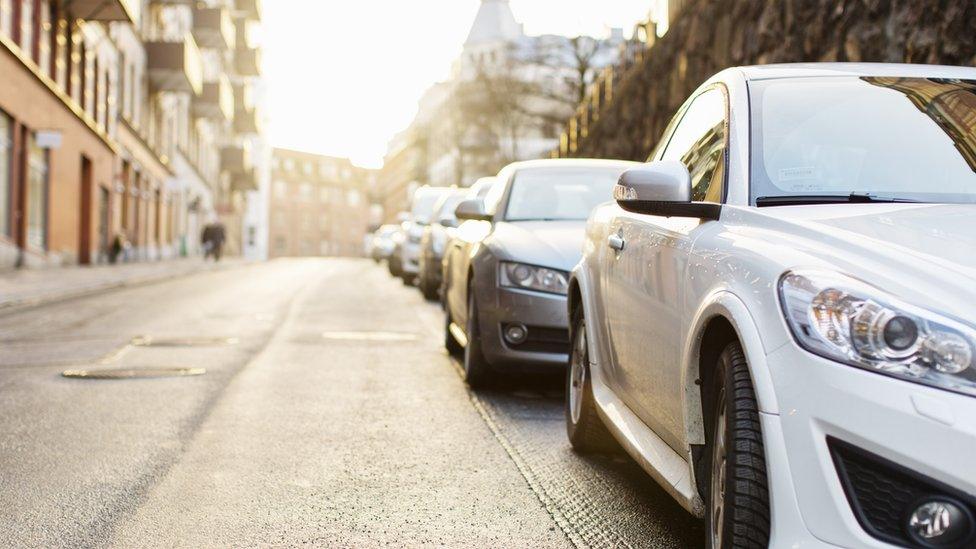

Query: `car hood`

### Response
(738, 203, 976, 316)
(489, 220, 587, 272)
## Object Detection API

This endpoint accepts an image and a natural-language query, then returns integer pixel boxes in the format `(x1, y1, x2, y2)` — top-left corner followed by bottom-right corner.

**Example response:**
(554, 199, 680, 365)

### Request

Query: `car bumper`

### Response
(477, 286, 570, 371)
(763, 342, 976, 548)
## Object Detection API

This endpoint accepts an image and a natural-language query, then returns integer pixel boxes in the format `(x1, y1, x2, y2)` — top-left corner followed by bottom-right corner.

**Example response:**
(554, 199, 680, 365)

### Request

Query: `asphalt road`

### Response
(0, 258, 703, 548)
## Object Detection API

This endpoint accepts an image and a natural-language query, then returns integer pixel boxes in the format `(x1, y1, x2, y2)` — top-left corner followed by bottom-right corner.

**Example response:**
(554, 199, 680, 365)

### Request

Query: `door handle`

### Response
(607, 234, 625, 251)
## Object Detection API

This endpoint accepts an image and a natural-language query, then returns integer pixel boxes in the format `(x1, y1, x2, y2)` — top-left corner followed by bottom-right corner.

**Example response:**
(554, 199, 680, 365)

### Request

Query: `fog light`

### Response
(907, 498, 973, 547)
(504, 324, 528, 345)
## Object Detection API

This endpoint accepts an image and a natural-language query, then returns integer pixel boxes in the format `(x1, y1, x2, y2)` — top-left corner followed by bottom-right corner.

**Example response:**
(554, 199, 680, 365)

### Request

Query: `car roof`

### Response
(736, 62, 976, 82)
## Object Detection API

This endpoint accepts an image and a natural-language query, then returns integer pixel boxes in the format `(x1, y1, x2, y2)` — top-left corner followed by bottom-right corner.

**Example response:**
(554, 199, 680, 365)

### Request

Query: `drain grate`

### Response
(321, 331, 417, 342)
(62, 367, 206, 379)
(132, 336, 238, 347)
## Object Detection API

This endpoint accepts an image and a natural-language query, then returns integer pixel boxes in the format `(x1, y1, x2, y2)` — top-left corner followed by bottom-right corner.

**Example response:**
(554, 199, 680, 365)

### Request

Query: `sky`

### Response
(262, 0, 653, 169)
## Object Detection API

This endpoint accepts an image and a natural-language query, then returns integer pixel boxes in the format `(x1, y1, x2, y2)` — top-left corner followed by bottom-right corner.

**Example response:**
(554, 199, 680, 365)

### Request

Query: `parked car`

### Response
(418, 177, 498, 301)
(443, 159, 637, 387)
(567, 63, 976, 549)
(370, 224, 400, 263)
(387, 214, 408, 278)
(398, 187, 453, 285)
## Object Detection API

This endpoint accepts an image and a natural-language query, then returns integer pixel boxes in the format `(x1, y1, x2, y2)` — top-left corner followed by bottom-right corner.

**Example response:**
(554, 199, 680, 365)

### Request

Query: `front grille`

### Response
(505, 326, 569, 354)
(829, 437, 976, 547)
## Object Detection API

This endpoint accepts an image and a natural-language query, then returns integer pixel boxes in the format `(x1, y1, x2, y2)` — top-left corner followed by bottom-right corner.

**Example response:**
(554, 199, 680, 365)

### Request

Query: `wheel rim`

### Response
(709, 389, 728, 548)
(569, 321, 586, 425)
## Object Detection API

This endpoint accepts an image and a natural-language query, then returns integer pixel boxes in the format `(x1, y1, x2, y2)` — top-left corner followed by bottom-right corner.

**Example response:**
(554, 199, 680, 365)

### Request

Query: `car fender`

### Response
(682, 290, 780, 445)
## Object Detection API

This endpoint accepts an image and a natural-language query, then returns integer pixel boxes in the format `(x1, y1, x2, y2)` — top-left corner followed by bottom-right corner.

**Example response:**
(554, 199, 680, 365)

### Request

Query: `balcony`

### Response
(192, 7, 235, 50)
(221, 145, 252, 175)
(235, 45, 261, 76)
(193, 76, 234, 121)
(234, 106, 260, 134)
(72, 0, 138, 23)
(232, 169, 258, 192)
(236, 0, 262, 21)
(145, 35, 204, 95)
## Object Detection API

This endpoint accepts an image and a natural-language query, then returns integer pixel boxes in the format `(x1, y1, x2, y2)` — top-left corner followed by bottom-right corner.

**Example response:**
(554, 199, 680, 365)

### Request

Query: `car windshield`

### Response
(750, 76, 976, 204)
(411, 189, 449, 221)
(433, 193, 466, 221)
(504, 167, 625, 221)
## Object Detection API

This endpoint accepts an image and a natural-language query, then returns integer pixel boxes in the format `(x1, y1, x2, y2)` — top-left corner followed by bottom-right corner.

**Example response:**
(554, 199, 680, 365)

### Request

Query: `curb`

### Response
(0, 261, 248, 315)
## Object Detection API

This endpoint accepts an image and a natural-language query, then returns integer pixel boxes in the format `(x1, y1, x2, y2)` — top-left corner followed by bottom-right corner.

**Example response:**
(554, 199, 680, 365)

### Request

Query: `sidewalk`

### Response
(0, 257, 247, 312)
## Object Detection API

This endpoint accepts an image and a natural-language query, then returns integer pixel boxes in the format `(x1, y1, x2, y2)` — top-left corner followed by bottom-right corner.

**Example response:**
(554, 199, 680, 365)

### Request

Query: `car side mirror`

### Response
(614, 160, 721, 220)
(454, 198, 491, 222)
(438, 215, 459, 228)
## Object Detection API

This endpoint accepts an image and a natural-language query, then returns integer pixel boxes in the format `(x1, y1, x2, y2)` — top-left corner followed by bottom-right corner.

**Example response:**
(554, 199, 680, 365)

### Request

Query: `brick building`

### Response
(0, 0, 267, 270)
(269, 148, 372, 258)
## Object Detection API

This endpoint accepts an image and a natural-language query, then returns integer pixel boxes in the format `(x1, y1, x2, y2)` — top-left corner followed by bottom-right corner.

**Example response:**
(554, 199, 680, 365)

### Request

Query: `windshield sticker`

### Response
(778, 166, 816, 181)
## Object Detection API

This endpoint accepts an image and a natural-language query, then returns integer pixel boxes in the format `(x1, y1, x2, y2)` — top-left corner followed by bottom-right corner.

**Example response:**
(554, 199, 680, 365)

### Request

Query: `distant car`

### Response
(387, 215, 408, 278)
(417, 189, 467, 300)
(370, 224, 400, 263)
(568, 63, 976, 549)
(398, 187, 453, 285)
(442, 159, 638, 388)
(418, 178, 497, 301)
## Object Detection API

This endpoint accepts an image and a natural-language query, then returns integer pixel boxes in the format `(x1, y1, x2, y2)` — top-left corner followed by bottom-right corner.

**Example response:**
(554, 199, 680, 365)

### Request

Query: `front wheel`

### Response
(462, 286, 492, 388)
(704, 342, 770, 549)
(565, 307, 618, 453)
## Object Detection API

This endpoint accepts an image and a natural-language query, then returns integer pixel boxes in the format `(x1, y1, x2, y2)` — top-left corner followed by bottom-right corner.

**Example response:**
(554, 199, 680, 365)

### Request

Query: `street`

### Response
(0, 258, 702, 548)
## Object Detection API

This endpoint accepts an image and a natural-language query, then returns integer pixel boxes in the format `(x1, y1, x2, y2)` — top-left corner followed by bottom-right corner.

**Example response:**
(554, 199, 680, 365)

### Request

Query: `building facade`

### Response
(269, 148, 372, 259)
(0, 0, 267, 271)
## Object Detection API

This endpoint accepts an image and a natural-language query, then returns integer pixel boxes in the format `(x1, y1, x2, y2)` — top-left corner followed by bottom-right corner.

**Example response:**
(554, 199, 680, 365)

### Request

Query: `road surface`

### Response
(0, 258, 703, 548)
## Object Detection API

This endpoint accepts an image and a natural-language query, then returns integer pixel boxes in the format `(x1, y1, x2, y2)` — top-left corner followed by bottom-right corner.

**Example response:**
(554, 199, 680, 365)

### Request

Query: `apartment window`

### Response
(0, 110, 10, 236)
(274, 180, 287, 199)
(19, 0, 33, 56)
(0, 0, 11, 38)
(347, 190, 361, 207)
(300, 212, 313, 231)
(298, 182, 312, 201)
(319, 187, 329, 203)
(274, 236, 286, 253)
(26, 133, 49, 250)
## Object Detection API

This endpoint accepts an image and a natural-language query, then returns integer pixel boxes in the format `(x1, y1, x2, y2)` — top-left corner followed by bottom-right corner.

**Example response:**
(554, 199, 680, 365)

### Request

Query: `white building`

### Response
(403, 0, 626, 188)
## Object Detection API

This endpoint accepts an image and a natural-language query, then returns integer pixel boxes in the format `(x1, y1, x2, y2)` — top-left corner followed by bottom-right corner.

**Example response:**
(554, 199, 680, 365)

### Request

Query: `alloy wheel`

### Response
(569, 321, 587, 425)
(709, 389, 728, 548)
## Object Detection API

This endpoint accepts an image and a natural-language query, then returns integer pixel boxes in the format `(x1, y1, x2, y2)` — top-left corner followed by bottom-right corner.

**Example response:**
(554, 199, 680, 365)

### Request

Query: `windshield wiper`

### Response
(756, 193, 922, 207)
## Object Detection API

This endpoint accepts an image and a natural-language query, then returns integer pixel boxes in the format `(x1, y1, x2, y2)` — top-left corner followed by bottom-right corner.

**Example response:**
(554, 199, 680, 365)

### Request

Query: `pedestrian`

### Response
(201, 221, 227, 262)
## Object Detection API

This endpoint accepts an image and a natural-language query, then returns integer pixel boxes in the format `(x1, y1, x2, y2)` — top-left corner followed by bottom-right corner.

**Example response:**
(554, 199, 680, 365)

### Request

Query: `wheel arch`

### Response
(682, 291, 779, 445)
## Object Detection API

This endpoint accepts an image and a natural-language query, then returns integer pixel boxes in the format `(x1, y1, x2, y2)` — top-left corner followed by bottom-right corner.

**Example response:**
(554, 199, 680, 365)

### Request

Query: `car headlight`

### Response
(499, 262, 568, 295)
(779, 270, 976, 397)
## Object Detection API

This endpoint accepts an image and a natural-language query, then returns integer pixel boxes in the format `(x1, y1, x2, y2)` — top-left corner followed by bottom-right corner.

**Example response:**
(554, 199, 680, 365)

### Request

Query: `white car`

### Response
(567, 63, 976, 548)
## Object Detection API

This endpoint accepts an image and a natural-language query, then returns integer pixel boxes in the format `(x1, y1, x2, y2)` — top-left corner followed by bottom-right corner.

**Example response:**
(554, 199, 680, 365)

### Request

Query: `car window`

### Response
(750, 76, 976, 203)
(660, 88, 727, 202)
(503, 167, 627, 221)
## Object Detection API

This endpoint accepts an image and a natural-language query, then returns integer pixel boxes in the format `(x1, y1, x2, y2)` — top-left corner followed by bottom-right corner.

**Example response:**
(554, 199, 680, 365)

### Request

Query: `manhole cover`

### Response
(132, 336, 238, 347)
(62, 367, 206, 379)
(321, 331, 417, 342)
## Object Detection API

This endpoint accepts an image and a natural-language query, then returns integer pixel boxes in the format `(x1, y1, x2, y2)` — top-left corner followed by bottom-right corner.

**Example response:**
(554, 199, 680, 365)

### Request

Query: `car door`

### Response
(603, 87, 729, 452)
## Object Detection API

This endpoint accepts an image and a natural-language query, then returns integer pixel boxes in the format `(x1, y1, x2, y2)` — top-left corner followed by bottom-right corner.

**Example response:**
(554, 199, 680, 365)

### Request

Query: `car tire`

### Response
(444, 311, 463, 357)
(419, 267, 438, 301)
(463, 286, 492, 388)
(565, 307, 618, 453)
(704, 342, 770, 549)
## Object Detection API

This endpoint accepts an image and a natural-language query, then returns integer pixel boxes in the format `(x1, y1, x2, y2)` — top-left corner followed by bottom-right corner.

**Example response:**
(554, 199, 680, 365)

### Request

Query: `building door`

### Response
(79, 155, 92, 264)
(0, 110, 11, 239)
(26, 133, 48, 252)
(98, 185, 110, 262)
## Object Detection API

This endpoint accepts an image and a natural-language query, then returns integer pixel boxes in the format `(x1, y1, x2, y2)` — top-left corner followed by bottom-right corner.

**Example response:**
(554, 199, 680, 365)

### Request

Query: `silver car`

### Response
(442, 159, 638, 387)
(399, 187, 453, 284)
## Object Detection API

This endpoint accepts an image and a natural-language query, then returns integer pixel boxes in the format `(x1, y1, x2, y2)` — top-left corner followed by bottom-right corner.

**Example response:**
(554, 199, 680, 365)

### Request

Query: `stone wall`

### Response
(572, 0, 976, 161)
